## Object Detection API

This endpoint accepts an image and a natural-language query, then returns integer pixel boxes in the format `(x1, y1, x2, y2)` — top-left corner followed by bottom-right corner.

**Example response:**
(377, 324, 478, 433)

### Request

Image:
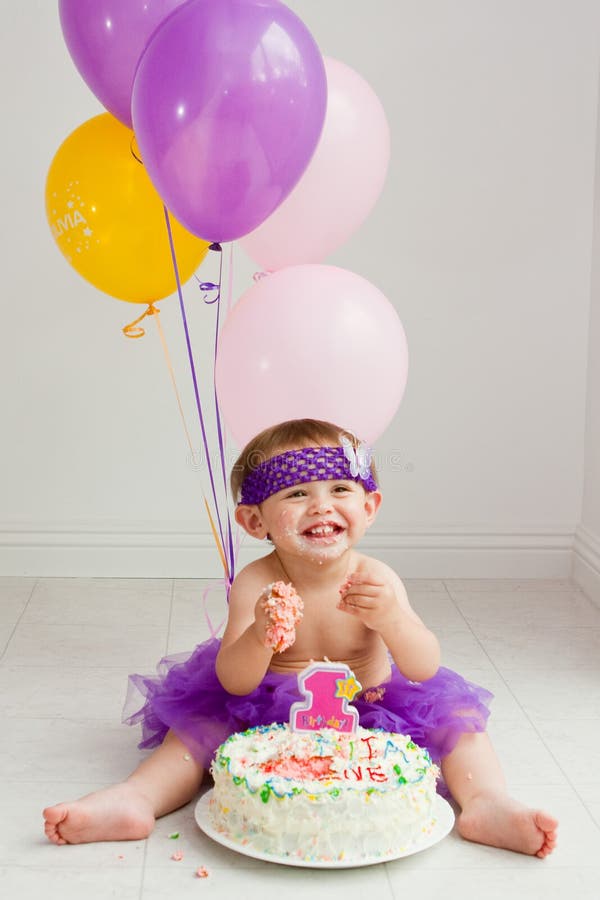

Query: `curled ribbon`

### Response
(122, 302, 160, 339)
(194, 277, 220, 304)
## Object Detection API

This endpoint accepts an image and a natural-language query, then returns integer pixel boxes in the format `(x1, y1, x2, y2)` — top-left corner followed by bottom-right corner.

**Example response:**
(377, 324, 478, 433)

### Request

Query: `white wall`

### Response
(1, 1, 599, 583)
(574, 59, 600, 601)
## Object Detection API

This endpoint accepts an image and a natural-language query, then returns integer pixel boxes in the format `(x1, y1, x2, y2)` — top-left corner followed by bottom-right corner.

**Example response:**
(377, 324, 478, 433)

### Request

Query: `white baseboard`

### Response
(0, 521, 576, 579)
(572, 524, 600, 604)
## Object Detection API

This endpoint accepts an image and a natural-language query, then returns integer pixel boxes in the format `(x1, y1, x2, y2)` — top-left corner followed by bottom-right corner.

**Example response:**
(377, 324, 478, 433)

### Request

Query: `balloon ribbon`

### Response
(163, 206, 236, 589)
(122, 302, 159, 339)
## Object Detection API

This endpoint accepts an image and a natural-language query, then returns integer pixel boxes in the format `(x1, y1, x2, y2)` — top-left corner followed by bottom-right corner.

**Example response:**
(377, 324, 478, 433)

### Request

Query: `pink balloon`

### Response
(215, 265, 408, 446)
(239, 58, 391, 269)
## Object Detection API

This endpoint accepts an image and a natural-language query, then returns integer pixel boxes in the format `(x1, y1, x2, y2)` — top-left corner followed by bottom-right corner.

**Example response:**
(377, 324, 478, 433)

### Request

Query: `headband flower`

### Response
(340, 436, 373, 482)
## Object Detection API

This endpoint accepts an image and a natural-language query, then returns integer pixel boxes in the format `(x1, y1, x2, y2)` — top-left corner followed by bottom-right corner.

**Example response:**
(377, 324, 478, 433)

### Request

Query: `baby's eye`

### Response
(333, 484, 351, 493)
(286, 489, 307, 498)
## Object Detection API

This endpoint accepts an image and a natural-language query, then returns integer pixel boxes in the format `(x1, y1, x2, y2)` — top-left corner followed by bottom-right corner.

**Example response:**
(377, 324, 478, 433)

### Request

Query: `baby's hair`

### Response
(230, 418, 379, 503)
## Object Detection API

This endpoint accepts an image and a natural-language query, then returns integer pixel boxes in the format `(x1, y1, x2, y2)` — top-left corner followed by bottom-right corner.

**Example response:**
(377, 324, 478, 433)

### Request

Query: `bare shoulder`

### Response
(353, 554, 406, 590)
(229, 555, 278, 608)
(353, 554, 422, 622)
(220, 556, 278, 648)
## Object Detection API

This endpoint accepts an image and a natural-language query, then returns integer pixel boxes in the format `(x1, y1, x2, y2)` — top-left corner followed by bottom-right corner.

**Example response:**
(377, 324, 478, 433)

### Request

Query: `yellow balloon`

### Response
(45, 114, 209, 303)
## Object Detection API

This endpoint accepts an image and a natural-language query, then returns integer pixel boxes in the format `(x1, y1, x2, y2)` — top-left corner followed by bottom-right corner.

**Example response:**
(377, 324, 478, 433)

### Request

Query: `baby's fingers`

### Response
(338, 594, 373, 613)
(340, 584, 380, 602)
(345, 573, 385, 587)
(337, 599, 360, 616)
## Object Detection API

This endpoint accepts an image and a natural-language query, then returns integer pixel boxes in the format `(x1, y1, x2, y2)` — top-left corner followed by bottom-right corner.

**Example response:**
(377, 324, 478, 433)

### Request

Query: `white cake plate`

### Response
(195, 790, 455, 869)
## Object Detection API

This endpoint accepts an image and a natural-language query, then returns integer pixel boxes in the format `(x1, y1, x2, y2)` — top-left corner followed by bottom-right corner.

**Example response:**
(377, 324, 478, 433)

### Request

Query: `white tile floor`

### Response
(1, 576, 600, 900)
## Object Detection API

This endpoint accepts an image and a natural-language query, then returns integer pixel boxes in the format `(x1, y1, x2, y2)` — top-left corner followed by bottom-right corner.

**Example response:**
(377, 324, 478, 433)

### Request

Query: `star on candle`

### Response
(335, 676, 361, 701)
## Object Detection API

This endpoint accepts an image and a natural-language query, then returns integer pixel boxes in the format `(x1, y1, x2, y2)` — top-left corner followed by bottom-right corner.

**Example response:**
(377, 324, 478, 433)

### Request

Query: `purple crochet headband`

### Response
(239, 443, 377, 506)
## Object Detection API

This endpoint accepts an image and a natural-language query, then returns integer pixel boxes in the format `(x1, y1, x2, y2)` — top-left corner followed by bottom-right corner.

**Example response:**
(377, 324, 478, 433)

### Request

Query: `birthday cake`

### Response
(209, 723, 440, 862)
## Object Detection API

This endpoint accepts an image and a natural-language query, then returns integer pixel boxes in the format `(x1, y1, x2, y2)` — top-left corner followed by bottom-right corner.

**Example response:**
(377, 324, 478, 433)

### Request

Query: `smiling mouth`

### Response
(301, 522, 344, 540)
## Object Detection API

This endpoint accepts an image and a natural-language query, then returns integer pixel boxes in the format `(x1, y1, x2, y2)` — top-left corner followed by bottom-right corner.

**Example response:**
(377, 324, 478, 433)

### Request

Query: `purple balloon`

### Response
(131, 0, 327, 242)
(59, 0, 188, 127)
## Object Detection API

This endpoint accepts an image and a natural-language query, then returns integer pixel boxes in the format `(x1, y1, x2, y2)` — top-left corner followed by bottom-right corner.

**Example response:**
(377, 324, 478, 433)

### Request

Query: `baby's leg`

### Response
(441, 730, 558, 858)
(43, 730, 204, 845)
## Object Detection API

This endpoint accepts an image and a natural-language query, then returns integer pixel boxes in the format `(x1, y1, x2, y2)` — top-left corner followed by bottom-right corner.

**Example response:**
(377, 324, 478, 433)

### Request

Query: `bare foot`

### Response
(457, 792, 558, 858)
(43, 782, 155, 845)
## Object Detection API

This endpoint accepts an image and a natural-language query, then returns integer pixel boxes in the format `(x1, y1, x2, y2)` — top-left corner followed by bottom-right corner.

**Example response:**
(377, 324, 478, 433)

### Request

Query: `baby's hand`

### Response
(337, 573, 402, 635)
(252, 588, 272, 647)
(255, 581, 304, 653)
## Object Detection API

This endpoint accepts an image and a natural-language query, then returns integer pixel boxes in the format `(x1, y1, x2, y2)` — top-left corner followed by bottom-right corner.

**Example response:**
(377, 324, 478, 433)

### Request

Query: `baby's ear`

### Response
(364, 490, 382, 526)
(235, 504, 269, 540)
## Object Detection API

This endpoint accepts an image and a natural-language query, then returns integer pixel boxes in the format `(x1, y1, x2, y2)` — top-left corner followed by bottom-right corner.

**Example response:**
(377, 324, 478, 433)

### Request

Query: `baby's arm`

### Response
(339, 562, 440, 682)
(215, 564, 276, 695)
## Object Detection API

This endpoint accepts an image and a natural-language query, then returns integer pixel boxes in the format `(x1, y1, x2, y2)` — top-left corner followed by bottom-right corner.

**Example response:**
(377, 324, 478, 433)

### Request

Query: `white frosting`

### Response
(210, 724, 439, 862)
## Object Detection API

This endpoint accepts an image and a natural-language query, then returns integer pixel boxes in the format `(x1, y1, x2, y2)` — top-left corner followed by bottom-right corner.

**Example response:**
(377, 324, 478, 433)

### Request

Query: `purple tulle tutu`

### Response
(123, 638, 493, 783)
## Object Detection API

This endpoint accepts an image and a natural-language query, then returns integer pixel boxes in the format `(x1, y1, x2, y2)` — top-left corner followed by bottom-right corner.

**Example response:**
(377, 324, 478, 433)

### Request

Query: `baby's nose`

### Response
(310, 494, 333, 514)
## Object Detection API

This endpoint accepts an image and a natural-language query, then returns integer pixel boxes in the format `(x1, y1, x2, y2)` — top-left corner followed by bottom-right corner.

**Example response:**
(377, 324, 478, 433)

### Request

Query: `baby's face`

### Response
(258, 478, 381, 561)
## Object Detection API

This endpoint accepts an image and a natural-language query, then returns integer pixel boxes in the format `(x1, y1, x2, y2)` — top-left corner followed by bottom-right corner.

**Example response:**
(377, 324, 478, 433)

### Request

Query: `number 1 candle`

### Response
(290, 661, 363, 733)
